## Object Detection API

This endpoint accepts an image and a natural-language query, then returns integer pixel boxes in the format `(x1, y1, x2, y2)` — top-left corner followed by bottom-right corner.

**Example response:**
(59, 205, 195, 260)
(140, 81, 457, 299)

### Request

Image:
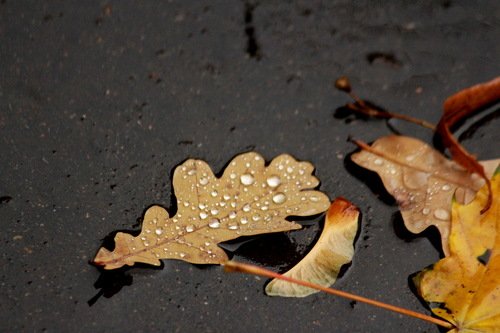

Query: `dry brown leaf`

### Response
(351, 135, 498, 256)
(265, 198, 359, 297)
(94, 152, 330, 269)
(437, 76, 500, 212)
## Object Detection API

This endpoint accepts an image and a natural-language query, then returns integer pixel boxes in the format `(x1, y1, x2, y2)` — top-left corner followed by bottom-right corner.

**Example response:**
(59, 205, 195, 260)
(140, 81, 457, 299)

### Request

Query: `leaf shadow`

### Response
(432, 106, 500, 154)
(333, 100, 390, 122)
(407, 271, 449, 333)
(391, 212, 444, 257)
(344, 150, 397, 206)
(457, 107, 500, 143)
(87, 266, 133, 306)
(235, 221, 322, 271)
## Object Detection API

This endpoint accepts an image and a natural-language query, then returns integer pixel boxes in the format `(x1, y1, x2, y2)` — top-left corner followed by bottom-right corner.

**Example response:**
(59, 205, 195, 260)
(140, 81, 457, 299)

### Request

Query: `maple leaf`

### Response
(351, 135, 498, 256)
(94, 152, 330, 269)
(265, 197, 359, 297)
(414, 168, 500, 332)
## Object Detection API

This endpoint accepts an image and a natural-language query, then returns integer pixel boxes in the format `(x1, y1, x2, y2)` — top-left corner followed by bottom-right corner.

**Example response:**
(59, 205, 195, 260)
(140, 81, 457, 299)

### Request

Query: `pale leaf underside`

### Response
(94, 152, 330, 269)
(265, 197, 359, 297)
(351, 135, 498, 256)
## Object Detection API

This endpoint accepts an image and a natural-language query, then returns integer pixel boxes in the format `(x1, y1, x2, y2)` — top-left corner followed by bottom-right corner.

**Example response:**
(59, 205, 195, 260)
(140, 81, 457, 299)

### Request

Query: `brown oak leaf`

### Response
(351, 135, 498, 256)
(94, 152, 330, 269)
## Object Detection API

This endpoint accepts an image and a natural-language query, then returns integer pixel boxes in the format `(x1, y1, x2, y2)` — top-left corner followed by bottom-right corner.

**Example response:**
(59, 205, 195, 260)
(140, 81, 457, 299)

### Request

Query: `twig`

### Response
(334, 76, 436, 130)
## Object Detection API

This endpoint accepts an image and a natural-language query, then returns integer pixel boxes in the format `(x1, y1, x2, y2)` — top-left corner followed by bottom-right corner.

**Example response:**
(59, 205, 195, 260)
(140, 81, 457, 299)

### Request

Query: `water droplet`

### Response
(286, 166, 293, 173)
(198, 203, 206, 210)
(422, 208, 430, 215)
(414, 220, 424, 228)
(211, 190, 218, 197)
(204, 241, 211, 246)
(229, 211, 237, 219)
(272, 193, 286, 204)
(240, 217, 248, 224)
(187, 169, 196, 176)
(228, 224, 238, 230)
(183, 201, 190, 207)
(185, 225, 195, 233)
(310, 196, 319, 202)
(155, 228, 163, 235)
(243, 204, 251, 212)
(152, 218, 158, 224)
(199, 212, 208, 219)
(209, 218, 220, 228)
(219, 201, 226, 207)
(223, 194, 231, 200)
(252, 214, 261, 221)
(261, 205, 268, 211)
(240, 174, 255, 186)
(179, 253, 186, 258)
(434, 209, 450, 221)
(230, 173, 237, 179)
(230, 202, 237, 208)
(278, 164, 284, 170)
(266, 176, 281, 188)
(374, 158, 383, 166)
(389, 169, 396, 175)
(143, 241, 150, 247)
(211, 208, 219, 215)
(199, 177, 209, 185)
(140, 236, 146, 241)
(441, 184, 451, 191)
(299, 169, 305, 175)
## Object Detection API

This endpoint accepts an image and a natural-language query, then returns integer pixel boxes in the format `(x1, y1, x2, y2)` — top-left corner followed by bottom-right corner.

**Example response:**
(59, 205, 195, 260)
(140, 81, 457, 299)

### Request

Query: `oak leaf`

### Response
(414, 168, 500, 332)
(94, 152, 330, 269)
(265, 197, 359, 297)
(351, 135, 498, 256)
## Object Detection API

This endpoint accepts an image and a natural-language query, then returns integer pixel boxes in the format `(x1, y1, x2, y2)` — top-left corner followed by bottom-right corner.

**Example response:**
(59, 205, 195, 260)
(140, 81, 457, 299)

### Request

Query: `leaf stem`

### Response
(334, 77, 436, 130)
(223, 260, 453, 330)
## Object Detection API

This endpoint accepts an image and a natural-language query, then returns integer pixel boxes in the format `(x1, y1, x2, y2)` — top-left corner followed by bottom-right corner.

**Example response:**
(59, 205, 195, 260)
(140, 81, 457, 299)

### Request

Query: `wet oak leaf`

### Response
(351, 135, 498, 256)
(265, 197, 359, 297)
(94, 152, 330, 269)
(414, 168, 500, 332)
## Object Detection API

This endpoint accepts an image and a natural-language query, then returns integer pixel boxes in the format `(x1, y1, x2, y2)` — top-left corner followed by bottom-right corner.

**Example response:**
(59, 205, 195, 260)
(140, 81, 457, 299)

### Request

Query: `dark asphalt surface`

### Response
(1, 1, 499, 332)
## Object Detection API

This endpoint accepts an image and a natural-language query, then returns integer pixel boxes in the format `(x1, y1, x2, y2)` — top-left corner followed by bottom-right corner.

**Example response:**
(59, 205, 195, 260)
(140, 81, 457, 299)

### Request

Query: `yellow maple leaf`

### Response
(94, 152, 330, 269)
(414, 167, 500, 332)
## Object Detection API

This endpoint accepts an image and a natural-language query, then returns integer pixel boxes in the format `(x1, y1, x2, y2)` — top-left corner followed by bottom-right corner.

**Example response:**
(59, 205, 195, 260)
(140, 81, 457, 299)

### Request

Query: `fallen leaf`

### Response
(351, 135, 498, 255)
(437, 76, 500, 212)
(265, 197, 359, 297)
(94, 152, 330, 269)
(414, 168, 500, 332)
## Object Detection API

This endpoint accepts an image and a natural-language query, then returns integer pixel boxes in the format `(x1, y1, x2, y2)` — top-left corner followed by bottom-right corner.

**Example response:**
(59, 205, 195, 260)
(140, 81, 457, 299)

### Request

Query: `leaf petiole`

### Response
(334, 76, 436, 130)
(223, 260, 454, 330)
